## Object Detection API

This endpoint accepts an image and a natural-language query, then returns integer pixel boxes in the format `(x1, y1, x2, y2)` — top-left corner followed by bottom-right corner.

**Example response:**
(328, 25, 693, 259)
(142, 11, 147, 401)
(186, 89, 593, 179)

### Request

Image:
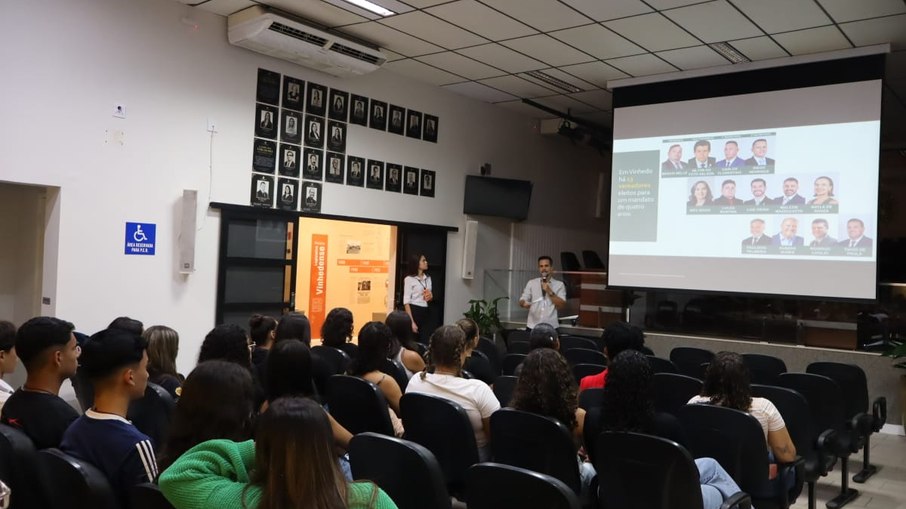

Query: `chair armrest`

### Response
(846, 413, 874, 448)
(815, 428, 840, 470)
(872, 397, 887, 431)
(720, 490, 752, 509)
(776, 456, 805, 507)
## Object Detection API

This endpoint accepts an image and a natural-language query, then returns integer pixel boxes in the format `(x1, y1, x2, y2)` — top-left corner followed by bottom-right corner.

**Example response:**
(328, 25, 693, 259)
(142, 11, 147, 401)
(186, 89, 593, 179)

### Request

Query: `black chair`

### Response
(127, 382, 175, 452)
(326, 375, 394, 436)
(563, 348, 606, 366)
(742, 354, 788, 386)
(381, 357, 410, 392)
(476, 337, 501, 376)
(581, 250, 605, 270)
(806, 362, 886, 483)
(647, 355, 678, 374)
(595, 431, 752, 509)
(578, 387, 604, 410)
(493, 375, 518, 407)
(507, 341, 530, 355)
(412, 342, 428, 358)
(400, 392, 479, 495)
(573, 363, 605, 384)
(131, 483, 176, 509)
(560, 251, 582, 272)
(489, 408, 581, 495)
(501, 353, 526, 375)
(0, 423, 49, 509)
(559, 336, 598, 352)
(652, 373, 702, 416)
(38, 448, 118, 509)
(350, 432, 451, 509)
(506, 329, 530, 347)
(752, 384, 838, 509)
(464, 350, 496, 385)
(669, 347, 714, 380)
(465, 463, 580, 509)
(677, 404, 803, 509)
(311, 345, 352, 375)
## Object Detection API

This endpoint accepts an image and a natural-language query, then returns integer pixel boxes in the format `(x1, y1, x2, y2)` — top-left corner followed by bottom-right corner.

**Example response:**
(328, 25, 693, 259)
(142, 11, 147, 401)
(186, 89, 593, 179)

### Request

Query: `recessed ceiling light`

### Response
(342, 0, 396, 16)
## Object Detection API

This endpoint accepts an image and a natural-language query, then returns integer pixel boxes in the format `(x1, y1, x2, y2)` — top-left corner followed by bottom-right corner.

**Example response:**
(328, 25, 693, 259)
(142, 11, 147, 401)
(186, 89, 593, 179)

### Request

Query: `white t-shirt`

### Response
(402, 275, 431, 308)
(520, 277, 566, 329)
(0, 378, 14, 411)
(405, 372, 500, 461)
(688, 395, 785, 440)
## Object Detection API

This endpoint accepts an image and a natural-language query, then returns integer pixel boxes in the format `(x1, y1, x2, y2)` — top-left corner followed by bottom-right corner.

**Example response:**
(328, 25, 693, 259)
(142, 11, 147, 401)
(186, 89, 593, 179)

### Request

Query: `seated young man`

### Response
(578, 322, 645, 392)
(1, 316, 80, 448)
(61, 328, 157, 505)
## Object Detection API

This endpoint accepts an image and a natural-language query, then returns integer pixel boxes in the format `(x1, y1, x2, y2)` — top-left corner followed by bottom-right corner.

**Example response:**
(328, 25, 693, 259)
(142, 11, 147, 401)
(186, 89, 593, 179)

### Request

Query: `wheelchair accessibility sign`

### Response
(125, 222, 156, 255)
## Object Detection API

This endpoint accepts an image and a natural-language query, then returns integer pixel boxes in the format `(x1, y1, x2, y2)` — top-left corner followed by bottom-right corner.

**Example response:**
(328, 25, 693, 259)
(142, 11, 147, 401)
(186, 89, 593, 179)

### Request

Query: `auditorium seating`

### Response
(131, 483, 176, 509)
(501, 353, 526, 375)
(126, 382, 175, 453)
(558, 336, 597, 353)
(0, 423, 49, 508)
(492, 375, 517, 407)
(475, 336, 501, 375)
(581, 250, 605, 271)
(646, 355, 678, 374)
(381, 357, 410, 392)
(465, 463, 580, 509)
(563, 348, 606, 366)
(507, 341, 530, 355)
(39, 448, 118, 509)
(326, 375, 395, 436)
(311, 345, 352, 375)
(572, 363, 605, 384)
(742, 353, 788, 385)
(577, 388, 604, 410)
(669, 347, 714, 380)
(652, 373, 702, 415)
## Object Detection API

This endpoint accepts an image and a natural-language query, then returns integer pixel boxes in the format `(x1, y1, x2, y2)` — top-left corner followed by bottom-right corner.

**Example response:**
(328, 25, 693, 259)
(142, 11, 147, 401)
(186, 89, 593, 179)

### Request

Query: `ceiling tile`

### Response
(399, 0, 449, 7)
(604, 13, 701, 51)
(840, 15, 906, 50)
(442, 81, 518, 103)
(532, 94, 598, 114)
(380, 11, 488, 49)
(569, 90, 613, 110)
(733, 0, 830, 34)
(558, 61, 629, 87)
(384, 59, 465, 85)
(772, 25, 852, 55)
(425, 0, 536, 40)
(495, 100, 557, 118)
(645, 0, 710, 8)
(339, 22, 444, 56)
(559, 0, 652, 21)
(818, 0, 906, 23)
(197, 0, 256, 17)
(606, 53, 677, 76)
(663, 1, 763, 43)
(416, 52, 506, 80)
(657, 45, 729, 70)
(479, 75, 557, 98)
(526, 68, 596, 91)
(501, 34, 596, 66)
(727, 36, 788, 60)
(479, 0, 592, 31)
(549, 24, 643, 60)
(380, 49, 407, 62)
(456, 43, 547, 73)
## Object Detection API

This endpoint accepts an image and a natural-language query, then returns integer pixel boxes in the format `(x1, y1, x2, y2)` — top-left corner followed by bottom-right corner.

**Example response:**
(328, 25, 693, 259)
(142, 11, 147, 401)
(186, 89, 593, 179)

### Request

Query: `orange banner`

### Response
(309, 234, 328, 337)
(336, 259, 390, 267)
(348, 266, 389, 274)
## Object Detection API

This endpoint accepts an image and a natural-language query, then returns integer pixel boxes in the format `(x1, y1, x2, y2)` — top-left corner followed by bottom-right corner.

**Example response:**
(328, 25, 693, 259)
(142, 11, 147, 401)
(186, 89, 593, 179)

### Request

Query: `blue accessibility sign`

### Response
(125, 222, 156, 255)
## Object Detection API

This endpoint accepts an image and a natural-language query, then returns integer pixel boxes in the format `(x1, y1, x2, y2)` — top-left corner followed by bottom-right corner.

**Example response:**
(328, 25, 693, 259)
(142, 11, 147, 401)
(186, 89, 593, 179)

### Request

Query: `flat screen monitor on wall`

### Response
(464, 175, 533, 221)
(607, 54, 884, 300)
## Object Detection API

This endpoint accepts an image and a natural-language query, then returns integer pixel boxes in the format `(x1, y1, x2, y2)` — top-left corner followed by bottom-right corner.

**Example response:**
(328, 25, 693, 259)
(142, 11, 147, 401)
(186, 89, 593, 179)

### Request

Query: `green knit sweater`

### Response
(158, 439, 397, 509)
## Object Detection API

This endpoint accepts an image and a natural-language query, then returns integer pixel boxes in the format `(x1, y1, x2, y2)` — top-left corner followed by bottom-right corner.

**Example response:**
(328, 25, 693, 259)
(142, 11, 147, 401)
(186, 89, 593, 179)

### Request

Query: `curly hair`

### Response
(701, 351, 752, 412)
(198, 324, 251, 369)
(511, 349, 577, 430)
(249, 314, 277, 346)
(421, 325, 467, 379)
(600, 350, 655, 433)
(320, 308, 354, 349)
(602, 321, 644, 361)
(386, 311, 419, 357)
(347, 322, 392, 377)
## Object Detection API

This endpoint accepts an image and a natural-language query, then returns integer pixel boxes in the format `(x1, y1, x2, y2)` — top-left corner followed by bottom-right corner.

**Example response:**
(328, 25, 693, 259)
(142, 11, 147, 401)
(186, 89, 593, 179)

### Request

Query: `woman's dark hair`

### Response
(108, 316, 144, 335)
(198, 324, 251, 369)
(265, 339, 315, 402)
(601, 350, 656, 433)
(602, 321, 645, 360)
(386, 311, 419, 357)
(406, 253, 426, 276)
(347, 322, 392, 377)
(249, 314, 278, 346)
(320, 308, 353, 349)
(511, 349, 577, 430)
(158, 360, 257, 471)
(421, 325, 467, 379)
(687, 180, 713, 205)
(701, 351, 753, 412)
(275, 313, 312, 345)
(251, 397, 350, 509)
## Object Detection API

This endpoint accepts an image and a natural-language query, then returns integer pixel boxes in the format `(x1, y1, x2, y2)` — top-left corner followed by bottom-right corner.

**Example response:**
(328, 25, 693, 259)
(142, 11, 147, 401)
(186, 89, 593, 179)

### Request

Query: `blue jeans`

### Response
(697, 458, 749, 509)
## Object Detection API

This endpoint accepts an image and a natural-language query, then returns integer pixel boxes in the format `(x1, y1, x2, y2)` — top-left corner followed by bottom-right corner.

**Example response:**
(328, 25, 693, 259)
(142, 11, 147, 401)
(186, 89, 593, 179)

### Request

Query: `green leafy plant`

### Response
(884, 340, 906, 370)
(464, 297, 508, 336)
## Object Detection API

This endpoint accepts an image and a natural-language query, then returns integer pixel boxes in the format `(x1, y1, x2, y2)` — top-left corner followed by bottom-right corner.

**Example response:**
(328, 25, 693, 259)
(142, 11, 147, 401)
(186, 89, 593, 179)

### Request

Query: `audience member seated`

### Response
(109, 316, 144, 335)
(597, 350, 744, 509)
(346, 322, 404, 437)
(60, 327, 158, 507)
(159, 397, 398, 509)
(248, 314, 277, 382)
(0, 321, 18, 410)
(385, 311, 425, 378)
(456, 318, 496, 384)
(198, 324, 265, 407)
(512, 323, 559, 377)
(275, 313, 333, 397)
(578, 321, 644, 392)
(322, 307, 359, 359)
(0, 316, 80, 448)
(405, 325, 500, 461)
(157, 361, 257, 472)
(688, 351, 797, 493)
(143, 325, 183, 399)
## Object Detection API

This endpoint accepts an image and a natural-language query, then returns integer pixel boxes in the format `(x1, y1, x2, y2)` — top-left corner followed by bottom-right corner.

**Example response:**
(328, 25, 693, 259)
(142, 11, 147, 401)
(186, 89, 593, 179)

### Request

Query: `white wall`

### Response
(0, 0, 606, 374)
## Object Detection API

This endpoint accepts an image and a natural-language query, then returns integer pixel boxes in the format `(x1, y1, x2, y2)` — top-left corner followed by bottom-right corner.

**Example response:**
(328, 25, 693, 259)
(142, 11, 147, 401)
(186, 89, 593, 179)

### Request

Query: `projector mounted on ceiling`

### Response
(227, 6, 387, 78)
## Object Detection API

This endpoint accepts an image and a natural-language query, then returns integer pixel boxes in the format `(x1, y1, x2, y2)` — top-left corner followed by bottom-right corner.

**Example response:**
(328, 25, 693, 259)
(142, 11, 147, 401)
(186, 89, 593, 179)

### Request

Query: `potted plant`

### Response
(883, 340, 906, 427)
(464, 297, 508, 340)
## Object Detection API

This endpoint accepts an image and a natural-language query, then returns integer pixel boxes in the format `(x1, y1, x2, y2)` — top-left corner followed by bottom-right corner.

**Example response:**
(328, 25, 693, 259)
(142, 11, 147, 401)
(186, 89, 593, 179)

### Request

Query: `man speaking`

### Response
(519, 256, 567, 330)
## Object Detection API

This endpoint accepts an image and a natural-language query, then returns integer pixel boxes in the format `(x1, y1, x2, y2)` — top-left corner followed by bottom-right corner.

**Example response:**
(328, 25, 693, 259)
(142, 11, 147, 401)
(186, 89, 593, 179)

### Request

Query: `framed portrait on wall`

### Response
(366, 160, 384, 190)
(420, 169, 436, 198)
(304, 115, 325, 149)
(307, 83, 327, 117)
(277, 178, 298, 211)
(350, 95, 368, 126)
(326, 121, 347, 153)
(406, 109, 423, 139)
(347, 156, 365, 187)
(302, 148, 323, 181)
(370, 100, 387, 131)
(403, 167, 419, 195)
(283, 76, 305, 112)
(250, 173, 274, 207)
(388, 105, 405, 135)
(256, 68, 281, 106)
(252, 138, 277, 174)
(423, 114, 439, 143)
(329, 89, 349, 121)
(278, 144, 300, 178)
(280, 110, 302, 145)
(325, 152, 345, 184)
(385, 163, 402, 192)
(254, 103, 279, 140)
(301, 181, 322, 213)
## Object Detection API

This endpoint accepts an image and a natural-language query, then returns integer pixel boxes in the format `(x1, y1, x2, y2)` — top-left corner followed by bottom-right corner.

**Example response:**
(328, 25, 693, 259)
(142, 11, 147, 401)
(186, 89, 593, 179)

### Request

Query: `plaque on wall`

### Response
(283, 76, 305, 112)
(277, 178, 298, 211)
(370, 100, 387, 131)
(251, 173, 274, 207)
(424, 114, 439, 143)
(303, 148, 324, 181)
(385, 163, 402, 192)
(301, 181, 322, 213)
(347, 156, 365, 187)
(329, 89, 349, 122)
(406, 109, 423, 140)
(403, 167, 419, 195)
(420, 169, 436, 198)
(256, 68, 281, 106)
(278, 144, 300, 178)
(367, 160, 384, 190)
(326, 152, 345, 184)
(252, 138, 277, 173)
(388, 105, 405, 135)
(326, 121, 347, 153)
(307, 83, 327, 117)
(254, 103, 279, 140)
(280, 110, 302, 145)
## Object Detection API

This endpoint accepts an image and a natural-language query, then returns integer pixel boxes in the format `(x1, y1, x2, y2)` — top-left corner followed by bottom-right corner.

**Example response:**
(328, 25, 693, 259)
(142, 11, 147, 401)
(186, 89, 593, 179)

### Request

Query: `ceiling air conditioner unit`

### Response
(228, 6, 387, 78)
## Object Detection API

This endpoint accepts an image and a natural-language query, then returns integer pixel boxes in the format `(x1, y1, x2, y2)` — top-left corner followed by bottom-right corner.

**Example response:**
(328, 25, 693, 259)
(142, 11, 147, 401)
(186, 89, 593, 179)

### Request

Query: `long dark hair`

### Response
(406, 253, 426, 276)
(701, 351, 753, 411)
(511, 349, 578, 430)
(347, 322, 391, 377)
(386, 311, 419, 357)
(198, 324, 251, 369)
(601, 350, 655, 433)
(275, 313, 312, 345)
(321, 308, 353, 349)
(265, 340, 315, 402)
(421, 325, 467, 379)
(249, 314, 278, 346)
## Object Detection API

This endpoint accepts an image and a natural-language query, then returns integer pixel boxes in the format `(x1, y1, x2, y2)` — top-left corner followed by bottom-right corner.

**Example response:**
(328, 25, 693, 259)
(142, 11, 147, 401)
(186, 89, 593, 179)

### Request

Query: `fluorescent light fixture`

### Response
(709, 42, 750, 64)
(343, 0, 395, 16)
(524, 70, 582, 94)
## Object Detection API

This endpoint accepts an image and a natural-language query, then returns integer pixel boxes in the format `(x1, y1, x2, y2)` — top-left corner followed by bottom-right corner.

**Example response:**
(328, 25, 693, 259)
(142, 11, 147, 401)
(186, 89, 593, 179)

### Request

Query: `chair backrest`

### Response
(742, 354, 788, 386)
(652, 373, 702, 415)
(558, 336, 598, 352)
(751, 385, 821, 471)
(647, 355, 678, 374)
(805, 362, 869, 419)
(578, 388, 604, 410)
(492, 375, 518, 407)
(465, 463, 580, 509)
(572, 363, 605, 384)
(560, 252, 582, 272)
(38, 448, 118, 509)
(489, 408, 581, 494)
(581, 250, 605, 270)
(463, 351, 496, 385)
(399, 392, 479, 490)
(475, 337, 501, 376)
(131, 482, 176, 509)
(326, 375, 394, 436)
(777, 373, 847, 435)
(505, 329, 530, 346)
(594, 431, 705, 509)
(501, 354, 526, 375)
(0, 423, 49, 509)
(311, 345, 352, 375)
(507, 341, 530, 355)
(381, 357, 410, 392)
(563, 348, 606, 366)
(126, 382, 175, 452)
(668, 347, 714, 380)
(350, 432, 451, 509)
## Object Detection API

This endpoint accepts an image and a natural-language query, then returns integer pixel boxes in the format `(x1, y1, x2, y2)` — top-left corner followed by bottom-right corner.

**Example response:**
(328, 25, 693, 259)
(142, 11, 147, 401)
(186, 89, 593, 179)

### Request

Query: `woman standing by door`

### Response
(403, 253, 434, 344)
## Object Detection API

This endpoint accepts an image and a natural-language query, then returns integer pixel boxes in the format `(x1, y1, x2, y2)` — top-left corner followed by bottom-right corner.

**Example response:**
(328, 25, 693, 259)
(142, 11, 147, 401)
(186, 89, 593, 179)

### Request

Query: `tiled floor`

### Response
(791, 432, 906, 509)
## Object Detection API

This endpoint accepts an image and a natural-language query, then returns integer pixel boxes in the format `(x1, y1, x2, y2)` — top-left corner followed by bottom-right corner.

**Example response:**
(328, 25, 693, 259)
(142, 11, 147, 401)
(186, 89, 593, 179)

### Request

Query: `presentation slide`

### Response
(609, 80, 882, 299)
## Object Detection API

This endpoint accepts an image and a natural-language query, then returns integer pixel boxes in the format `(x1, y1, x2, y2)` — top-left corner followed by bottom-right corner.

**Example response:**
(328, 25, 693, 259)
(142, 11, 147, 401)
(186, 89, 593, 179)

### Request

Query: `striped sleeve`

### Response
(135, 439, 159, 481)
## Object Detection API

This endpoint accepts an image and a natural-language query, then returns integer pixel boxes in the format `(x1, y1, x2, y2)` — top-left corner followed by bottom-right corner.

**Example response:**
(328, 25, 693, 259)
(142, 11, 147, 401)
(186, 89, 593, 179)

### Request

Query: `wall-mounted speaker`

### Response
(461, 220, 478, 279)
(178, 189, 197, 274)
